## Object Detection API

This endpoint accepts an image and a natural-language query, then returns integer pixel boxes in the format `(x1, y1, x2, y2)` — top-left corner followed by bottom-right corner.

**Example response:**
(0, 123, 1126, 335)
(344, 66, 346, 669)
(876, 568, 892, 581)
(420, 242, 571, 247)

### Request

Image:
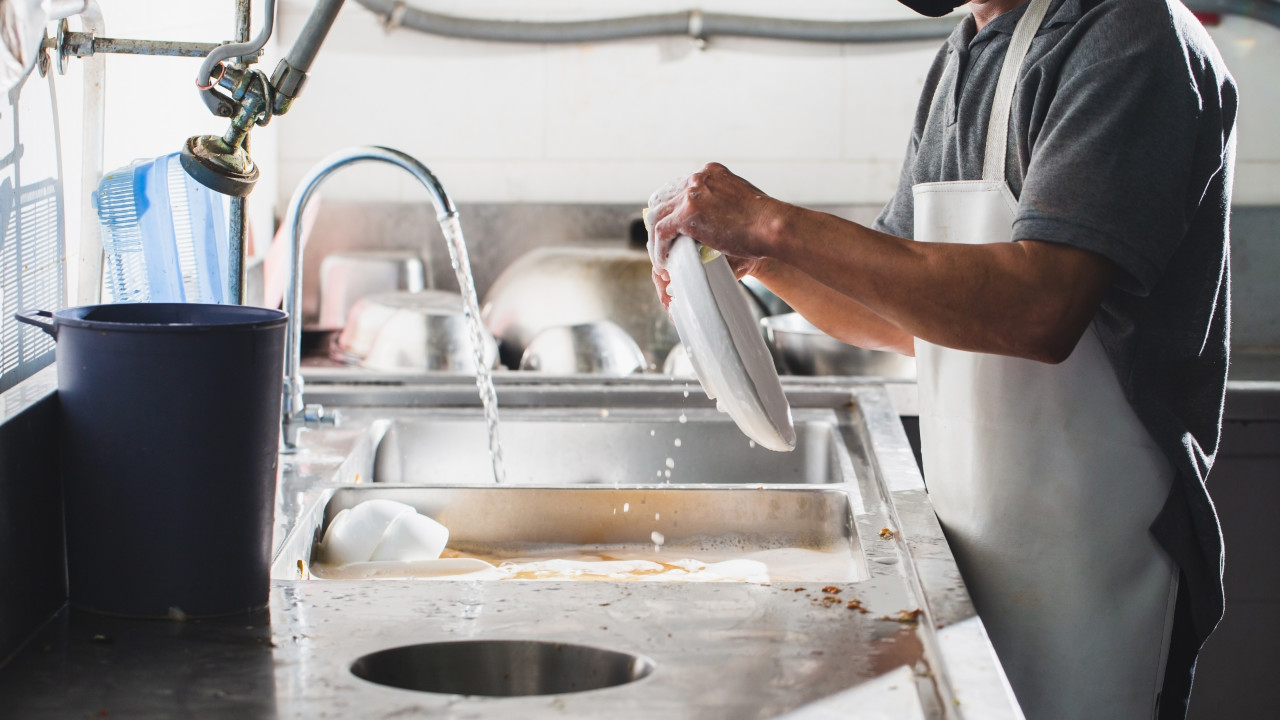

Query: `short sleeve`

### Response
(873, 133, 919, 240)
(873, 43, 953, 241)
(1012, 10, 1228, 296)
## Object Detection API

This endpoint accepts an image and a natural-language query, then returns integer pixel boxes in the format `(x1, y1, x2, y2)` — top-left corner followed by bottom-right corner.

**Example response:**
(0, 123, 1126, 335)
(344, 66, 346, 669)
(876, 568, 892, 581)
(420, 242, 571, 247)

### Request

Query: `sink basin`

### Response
(372, 408, 852, 485)
(351, 640, 655, 696)
(274, 485, 867, 583)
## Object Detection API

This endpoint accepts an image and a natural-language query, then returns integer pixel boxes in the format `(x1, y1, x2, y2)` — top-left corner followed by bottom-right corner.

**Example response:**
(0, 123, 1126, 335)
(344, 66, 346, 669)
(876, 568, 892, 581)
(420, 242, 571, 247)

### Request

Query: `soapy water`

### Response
(440, 215, 505, 483)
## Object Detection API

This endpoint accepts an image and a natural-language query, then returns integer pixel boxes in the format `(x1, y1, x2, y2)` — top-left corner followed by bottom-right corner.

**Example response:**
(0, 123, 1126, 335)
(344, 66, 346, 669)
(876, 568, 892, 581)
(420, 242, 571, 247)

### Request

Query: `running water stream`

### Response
(439, 214, 506, 483)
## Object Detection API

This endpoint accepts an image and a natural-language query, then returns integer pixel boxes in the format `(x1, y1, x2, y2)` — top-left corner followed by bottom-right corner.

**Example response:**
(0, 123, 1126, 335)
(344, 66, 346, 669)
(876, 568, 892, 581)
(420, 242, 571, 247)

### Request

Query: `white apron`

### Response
(913, 1, 1179, 717)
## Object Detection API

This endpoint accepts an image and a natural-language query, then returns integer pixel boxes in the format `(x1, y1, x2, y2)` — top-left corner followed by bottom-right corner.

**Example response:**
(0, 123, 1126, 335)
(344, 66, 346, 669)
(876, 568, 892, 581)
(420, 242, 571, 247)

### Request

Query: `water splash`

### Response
(439, 214, 506, 484)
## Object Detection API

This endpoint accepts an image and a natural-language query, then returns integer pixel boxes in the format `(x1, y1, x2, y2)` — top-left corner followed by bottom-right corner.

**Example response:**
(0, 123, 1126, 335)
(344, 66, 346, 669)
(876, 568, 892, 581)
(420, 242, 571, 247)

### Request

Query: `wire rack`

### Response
(0, 70, 67, 393)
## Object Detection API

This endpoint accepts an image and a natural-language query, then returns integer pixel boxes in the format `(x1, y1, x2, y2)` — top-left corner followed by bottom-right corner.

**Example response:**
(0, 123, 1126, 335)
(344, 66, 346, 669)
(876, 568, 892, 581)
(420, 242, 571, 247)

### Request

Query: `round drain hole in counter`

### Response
(350, 640, 655, 697)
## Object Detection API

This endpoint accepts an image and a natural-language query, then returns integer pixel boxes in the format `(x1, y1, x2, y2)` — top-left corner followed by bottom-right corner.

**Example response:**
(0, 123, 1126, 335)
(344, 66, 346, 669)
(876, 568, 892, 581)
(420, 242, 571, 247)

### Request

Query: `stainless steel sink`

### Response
(273, 485, 867, 583)
(371, 407, 853, 485)
(260, 381, 1020, 718)
(351, 640, 656, 696)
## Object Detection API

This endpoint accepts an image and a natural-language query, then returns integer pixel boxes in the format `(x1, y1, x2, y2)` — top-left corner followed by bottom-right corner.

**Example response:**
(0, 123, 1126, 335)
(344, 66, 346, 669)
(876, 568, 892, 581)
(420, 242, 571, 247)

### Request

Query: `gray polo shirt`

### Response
(874, 0, 1237, 644)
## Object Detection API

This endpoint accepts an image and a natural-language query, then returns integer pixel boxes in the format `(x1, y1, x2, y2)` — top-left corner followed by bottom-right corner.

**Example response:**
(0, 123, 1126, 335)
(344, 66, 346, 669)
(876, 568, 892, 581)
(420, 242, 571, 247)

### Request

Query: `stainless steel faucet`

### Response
(280, 146, 460, 449)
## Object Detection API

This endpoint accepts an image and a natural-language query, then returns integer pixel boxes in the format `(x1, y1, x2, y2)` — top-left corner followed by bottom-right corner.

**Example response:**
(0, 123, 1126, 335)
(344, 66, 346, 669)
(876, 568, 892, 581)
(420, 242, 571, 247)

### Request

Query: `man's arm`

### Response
(649, 163, 1117, 364)
(735, 257, 916, 356)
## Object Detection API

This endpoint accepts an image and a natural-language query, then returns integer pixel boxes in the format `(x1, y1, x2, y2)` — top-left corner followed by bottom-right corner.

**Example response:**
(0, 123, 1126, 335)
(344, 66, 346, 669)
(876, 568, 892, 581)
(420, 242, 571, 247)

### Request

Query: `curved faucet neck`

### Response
(280, 146, 459, 447)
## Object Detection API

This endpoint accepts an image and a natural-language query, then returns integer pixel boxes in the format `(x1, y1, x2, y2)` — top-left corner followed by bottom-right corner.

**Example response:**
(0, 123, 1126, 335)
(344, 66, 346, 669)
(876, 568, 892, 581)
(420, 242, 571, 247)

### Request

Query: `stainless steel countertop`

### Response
(0, 380, 1020, 719)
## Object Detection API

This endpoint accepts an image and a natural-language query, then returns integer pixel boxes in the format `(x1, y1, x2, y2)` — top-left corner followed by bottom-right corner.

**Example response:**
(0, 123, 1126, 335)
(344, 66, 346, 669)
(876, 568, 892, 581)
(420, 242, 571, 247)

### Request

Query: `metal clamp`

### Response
(282, 402, 340, 453)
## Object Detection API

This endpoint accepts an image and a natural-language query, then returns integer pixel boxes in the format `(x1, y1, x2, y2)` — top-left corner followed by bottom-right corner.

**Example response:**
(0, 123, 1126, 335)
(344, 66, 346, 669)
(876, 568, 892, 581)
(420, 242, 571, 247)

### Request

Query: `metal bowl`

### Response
(482, 246, 674, 372)
(483, 245, 768, 373)
(518, 321, 646, 376)
(661, 342, 697, 378)
(761, 313, 916, 379)
(316, 250, 427, 331)
(332, 290, 498, 373)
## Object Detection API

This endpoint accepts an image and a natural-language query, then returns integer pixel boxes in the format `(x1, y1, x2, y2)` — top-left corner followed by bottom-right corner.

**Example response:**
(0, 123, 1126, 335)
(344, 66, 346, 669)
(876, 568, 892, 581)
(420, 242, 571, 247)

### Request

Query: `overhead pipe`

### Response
(353, 0, 1280, 43)
(354, 1, 959, 44)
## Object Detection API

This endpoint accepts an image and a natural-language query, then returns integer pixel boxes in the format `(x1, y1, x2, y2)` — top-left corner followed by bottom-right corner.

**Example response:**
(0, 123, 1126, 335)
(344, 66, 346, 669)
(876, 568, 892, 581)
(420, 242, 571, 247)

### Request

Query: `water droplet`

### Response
(674, 438, 682, 447)
(623, 503, 630, 513)
(650, 429, 656, 437)
(665, 457, 675, 469)
(655, 513, 660, 520)
(656, 470, 662, 477)
(600, 408, 609, 418)
(651, 531, 665, 546)
(664, 470, 671, 478)
(749, 440, 756, 449)
(678, 413, 688, 424)
(683, 390, 690, 398)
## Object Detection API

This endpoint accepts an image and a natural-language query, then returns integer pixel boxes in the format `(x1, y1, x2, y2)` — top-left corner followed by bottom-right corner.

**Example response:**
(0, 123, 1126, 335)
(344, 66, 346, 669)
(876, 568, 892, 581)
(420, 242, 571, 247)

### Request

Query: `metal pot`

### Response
(316, 250, 427, 331)
(16, 303, 287, 617)
(519, 321, 647, 376)
(761, 313, 916, 379)
(482, 246, 675, 371)
(482, 245, 766, 372)
(332, 290, 498, 373)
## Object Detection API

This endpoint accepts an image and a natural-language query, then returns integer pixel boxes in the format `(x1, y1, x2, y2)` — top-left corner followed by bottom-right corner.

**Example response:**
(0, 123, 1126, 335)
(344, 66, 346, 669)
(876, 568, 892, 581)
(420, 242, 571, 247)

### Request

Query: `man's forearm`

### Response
(750, 259, 915, 356)
(769, 207, 1116, 364)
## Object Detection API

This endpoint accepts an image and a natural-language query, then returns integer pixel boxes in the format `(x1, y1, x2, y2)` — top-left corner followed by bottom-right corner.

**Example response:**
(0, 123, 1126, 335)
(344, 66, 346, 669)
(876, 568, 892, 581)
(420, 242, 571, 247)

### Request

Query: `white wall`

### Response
(50, 0, 1280, 267)
(272, 0, 1280, 209)
(274, 0, 939, 208)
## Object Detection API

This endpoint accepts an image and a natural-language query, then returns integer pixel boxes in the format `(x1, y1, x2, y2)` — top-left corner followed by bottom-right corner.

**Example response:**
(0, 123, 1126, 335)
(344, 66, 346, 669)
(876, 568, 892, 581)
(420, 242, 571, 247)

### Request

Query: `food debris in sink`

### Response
(310, 541, 858, 584)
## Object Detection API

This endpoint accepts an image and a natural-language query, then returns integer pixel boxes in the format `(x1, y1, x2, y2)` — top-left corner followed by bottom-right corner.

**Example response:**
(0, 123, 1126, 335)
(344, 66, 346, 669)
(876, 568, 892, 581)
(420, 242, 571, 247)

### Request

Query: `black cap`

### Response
(896, 0, 969, 18)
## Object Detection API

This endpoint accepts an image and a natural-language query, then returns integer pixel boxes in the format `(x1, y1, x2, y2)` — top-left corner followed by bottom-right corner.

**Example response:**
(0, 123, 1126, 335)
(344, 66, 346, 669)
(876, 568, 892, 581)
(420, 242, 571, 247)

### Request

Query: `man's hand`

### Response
(645, 163, 793, 309)
(646, 163, 794, 272)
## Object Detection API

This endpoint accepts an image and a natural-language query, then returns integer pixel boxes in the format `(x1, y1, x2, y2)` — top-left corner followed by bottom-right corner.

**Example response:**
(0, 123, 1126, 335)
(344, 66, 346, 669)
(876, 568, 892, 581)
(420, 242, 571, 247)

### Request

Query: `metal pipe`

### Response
(283, 0, 345, 74)
(353, 0, 1280, 42)
(81, 37, 219, 57)
(196, 0, 275, 87)
(73, 1, 105, 306)
(280, 146, 457, 447)
(228, 0, 254, 305)
(354, 1, 958, 44)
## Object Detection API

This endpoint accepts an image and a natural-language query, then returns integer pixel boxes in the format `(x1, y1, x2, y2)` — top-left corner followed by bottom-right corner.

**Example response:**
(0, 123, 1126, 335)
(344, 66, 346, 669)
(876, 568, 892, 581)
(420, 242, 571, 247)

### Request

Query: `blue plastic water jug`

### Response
(93, 152, 229, 303)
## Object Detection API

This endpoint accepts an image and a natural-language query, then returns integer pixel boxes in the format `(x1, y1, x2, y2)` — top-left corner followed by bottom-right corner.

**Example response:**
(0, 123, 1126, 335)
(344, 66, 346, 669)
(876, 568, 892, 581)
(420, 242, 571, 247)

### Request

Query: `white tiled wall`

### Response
(275, 0, 939, 206)
(270, 0, 1280, 208)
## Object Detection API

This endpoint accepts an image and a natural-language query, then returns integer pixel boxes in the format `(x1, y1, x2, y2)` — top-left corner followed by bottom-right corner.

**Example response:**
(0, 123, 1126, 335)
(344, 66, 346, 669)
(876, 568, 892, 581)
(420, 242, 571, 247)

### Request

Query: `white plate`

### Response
(665, 236, 796, 452)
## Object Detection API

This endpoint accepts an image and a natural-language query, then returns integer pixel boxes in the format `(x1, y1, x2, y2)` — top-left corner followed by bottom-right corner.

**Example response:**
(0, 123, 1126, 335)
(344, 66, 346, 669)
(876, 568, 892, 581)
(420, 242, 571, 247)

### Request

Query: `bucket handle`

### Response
(15, 310, 57, 338)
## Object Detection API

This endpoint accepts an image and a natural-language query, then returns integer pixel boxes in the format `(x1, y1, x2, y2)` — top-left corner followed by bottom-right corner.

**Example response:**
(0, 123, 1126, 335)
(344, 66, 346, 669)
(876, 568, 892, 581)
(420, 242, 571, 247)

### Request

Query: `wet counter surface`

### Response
(1, 379, 1021, 718)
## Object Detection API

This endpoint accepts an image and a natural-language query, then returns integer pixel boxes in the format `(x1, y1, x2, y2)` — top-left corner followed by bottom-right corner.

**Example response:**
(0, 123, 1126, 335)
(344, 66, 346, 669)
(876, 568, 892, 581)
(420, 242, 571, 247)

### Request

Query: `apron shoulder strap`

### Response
(982, 0, 1053, 183)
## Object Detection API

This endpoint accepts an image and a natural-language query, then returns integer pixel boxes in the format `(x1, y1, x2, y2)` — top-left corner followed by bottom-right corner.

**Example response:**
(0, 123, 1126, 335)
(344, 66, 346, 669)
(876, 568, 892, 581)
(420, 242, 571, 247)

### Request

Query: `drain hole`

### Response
(350, 640, 655, 697)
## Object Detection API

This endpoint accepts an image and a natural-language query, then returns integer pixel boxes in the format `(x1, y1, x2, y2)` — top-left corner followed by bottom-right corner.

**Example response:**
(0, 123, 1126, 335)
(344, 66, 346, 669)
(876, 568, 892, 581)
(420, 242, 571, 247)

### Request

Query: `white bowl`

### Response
(369, 511, 450, 563)
(319, 499, 416, 565)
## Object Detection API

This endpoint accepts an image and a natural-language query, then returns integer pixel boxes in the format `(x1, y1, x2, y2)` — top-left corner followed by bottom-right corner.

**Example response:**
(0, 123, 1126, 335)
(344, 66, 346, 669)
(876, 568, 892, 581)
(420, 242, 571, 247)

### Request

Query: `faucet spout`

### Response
(280, 145, 459, 449)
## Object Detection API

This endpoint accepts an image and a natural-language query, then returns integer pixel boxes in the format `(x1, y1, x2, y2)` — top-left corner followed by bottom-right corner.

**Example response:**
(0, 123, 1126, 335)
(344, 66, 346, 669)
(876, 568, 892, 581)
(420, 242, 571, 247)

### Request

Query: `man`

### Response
(645, 0, 1237, 717)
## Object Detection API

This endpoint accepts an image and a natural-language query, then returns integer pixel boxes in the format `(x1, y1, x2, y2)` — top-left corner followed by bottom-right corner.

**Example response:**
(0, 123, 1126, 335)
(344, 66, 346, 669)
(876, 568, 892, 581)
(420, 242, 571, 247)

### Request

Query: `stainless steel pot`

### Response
(332, 290, 498, 373)
(316, 250, 427, 331)
(482, 246, 674, 372)
(518, 321, 647, 376)
(482, 245, 766, 372)
(761, 313, 916, 379)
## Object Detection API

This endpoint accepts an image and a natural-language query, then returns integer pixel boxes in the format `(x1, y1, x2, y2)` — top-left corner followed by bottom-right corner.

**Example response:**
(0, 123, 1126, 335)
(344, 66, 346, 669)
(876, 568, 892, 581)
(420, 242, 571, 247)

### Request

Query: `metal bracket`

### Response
(56, 19, 71, 74)
(37, 31, 50, 77)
